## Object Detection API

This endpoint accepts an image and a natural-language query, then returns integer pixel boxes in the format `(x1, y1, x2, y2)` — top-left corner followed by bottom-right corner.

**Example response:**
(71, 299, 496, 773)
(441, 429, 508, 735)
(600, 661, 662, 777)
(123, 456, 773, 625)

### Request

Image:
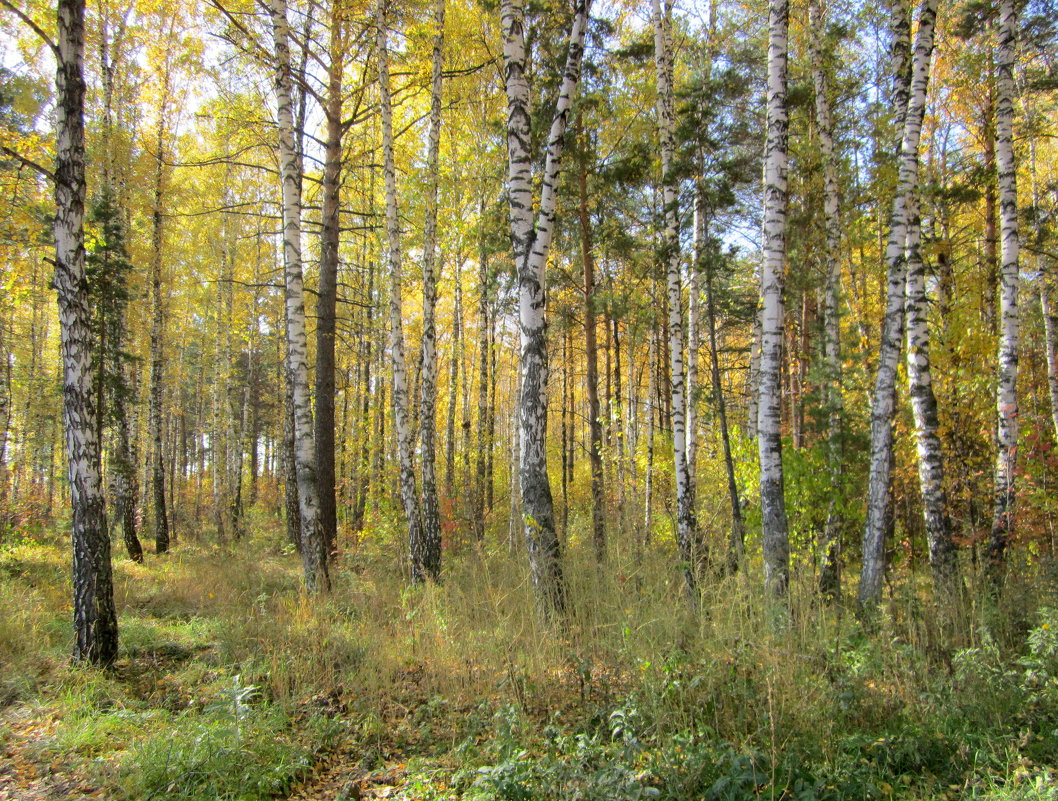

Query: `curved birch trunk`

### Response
(417, 0, 445, 580)
(269, 0, 329, 592)
(904, 195, 960, 597)
(809, 0, 843, 599)
(858, 0, 937, 615)
(987, 0, 1020, 577)
(377, 8, 425, 581)
(653, 0, 701, 600)
(758, 0, 791, 599)
(56, 0, 119, 665)
(500, 0, 589, 617)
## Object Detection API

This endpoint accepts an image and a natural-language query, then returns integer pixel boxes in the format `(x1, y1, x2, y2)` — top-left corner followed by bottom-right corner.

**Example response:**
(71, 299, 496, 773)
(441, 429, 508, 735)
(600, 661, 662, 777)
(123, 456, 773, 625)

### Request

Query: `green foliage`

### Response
(123, 700, 327, 801)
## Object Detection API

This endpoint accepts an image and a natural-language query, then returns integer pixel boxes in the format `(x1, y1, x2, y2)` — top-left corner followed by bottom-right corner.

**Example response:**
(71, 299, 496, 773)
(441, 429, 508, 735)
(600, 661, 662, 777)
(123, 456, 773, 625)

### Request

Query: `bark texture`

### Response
(417, 0, 445, 580)
(904, 196, 960, 597)
(758, 0, 791, 599)
(270, 0, 329, 592)
(56, 0, 119, 665)
(858, 0, 937, 615)
(500, 0, 590, 617)
(377, 5, 425, 581)
(987, 0, 1020, 577)
(653, 0, 701, 599)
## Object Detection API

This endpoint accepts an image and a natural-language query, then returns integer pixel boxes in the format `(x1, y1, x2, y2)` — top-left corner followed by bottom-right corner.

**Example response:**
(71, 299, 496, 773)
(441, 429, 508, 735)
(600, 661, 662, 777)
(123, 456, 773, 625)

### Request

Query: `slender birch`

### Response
(377, 4, 425, 581)
(858, 0, 937, 614)
(904, 194, 960, 596)
(809, 0, 843, 598)
(149, 76, 170, 554)
(500, 0, 590, 616)
(55, 0, 119, 664)
(653, 0, 701, 599)
(418, 0, 445, 580)
(577, 127, 606, 562)
(758, 0, 791, 599)
(988, 0, 1020, 576)
(269, 0, 329, 592)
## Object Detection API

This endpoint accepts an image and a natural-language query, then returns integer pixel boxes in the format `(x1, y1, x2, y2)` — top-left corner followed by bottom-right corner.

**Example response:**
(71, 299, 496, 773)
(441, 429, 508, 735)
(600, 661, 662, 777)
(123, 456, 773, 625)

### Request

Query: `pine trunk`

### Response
(810, 0, 843, 599)
(314, 0, 344, 562)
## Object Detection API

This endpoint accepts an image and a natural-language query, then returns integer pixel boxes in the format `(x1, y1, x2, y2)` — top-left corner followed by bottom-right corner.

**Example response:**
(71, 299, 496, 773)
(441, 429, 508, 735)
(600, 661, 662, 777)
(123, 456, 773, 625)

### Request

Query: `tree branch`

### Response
(0, 0, 58, 57)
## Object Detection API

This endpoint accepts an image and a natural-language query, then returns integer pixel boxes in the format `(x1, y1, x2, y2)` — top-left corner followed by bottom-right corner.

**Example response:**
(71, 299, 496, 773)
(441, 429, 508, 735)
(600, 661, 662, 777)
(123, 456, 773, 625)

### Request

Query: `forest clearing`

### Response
(1, 0, 1057, 796)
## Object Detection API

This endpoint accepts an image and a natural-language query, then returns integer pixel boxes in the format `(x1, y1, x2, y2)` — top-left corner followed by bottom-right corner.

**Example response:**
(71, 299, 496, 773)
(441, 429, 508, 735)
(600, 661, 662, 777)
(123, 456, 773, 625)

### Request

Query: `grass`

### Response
(1, 511, 1057, 800)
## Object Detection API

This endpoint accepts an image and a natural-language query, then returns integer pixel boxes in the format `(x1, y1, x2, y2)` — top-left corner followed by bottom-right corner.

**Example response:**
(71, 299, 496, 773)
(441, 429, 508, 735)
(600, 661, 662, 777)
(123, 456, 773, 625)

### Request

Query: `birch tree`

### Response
(269, 0, 329, 592)
(418, 0, 445, 580)
(56, 0, 120, 664)
(377, 2, 425, 581)
(987, 0, 1020, 577)
(652, 0, 701, 600)
(499, 0, 590, 616)
(858, 0, 937, 615)
(758, 0, 791, 599)
(904, 193, 960, 597)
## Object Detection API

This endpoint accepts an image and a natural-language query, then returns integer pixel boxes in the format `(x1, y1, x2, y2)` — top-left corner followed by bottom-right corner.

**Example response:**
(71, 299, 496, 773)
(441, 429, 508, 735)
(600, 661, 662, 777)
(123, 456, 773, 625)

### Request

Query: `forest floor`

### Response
(2, 515, 1058, 800)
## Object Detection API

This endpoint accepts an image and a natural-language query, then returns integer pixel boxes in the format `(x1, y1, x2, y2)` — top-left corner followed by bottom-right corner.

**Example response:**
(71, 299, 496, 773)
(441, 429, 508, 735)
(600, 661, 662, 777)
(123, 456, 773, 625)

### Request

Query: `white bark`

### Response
(904, 193, 960, 596)
(56, 0, 119, 664)
(988, 0, 1020, 574)
(377, 6, 424, 581)
(500, 0, 590, 616)
(269, 0, 329, 592)
(653, 0, 701, 600)
(417, 0, 445, 580)
(858, 0, 937, 615)
(758, 0, 791, 599)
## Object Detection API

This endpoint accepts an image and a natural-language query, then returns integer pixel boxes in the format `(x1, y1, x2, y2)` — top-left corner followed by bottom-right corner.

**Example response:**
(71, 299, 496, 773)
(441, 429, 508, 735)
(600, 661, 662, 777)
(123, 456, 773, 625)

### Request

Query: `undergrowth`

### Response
(1, 519, 1056, 800)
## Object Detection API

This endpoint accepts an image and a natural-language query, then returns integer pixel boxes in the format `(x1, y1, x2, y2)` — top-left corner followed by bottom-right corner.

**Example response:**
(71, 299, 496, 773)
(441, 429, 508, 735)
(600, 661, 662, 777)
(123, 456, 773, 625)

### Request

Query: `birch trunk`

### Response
(417, 0, 445, 579)
(809, 0, 843, 598)
(377, 7, 425, 581)
(474, 199, 490, 541)
(858, 0, 937, 615)
(1042, 282, 1058, 444)
(687, 206, 700, 488)
(987, 0, 1020, 576)
(578, 130, 606, 562)
(653, 0, 701, 600)
(269, 0, 329, 592)
(149, 101, 169, 554)
(758, 0, 791, 599)
(500, 0, 590, 616)
(56, 0, 119, 665)
(904, 194, 960, 596)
